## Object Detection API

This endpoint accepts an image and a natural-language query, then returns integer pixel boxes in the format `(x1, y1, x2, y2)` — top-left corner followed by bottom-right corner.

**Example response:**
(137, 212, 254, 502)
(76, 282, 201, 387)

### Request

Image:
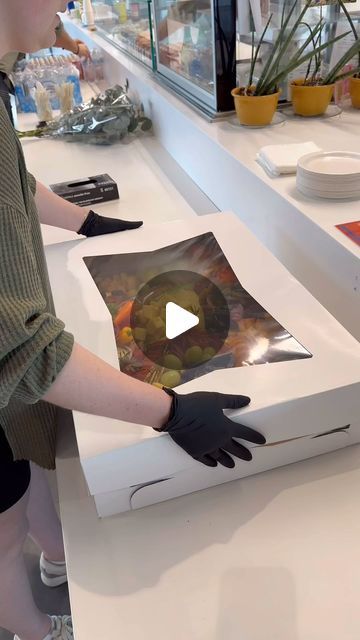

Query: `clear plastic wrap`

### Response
(17, 84, 151, 144)
(84, 232, 312, 389)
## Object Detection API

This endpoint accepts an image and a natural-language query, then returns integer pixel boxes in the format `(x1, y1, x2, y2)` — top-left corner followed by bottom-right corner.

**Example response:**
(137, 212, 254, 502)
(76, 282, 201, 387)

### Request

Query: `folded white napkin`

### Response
(257, 141, 322, 177)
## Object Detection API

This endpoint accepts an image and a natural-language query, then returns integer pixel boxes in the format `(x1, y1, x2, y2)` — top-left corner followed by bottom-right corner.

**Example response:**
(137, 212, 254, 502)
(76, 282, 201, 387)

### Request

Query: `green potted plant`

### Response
(232, 0, 349, 126)
(337, 0, 360, 109)
(291, 0, 360, 116)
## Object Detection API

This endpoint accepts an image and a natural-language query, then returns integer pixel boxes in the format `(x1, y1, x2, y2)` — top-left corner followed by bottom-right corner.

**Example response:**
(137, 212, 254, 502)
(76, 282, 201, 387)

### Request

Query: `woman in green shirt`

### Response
(0, 2, 264, 639)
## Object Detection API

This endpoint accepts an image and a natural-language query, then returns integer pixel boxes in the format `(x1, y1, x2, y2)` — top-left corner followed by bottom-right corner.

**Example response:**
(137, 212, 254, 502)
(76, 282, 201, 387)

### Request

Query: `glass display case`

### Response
(152, 0, 237, 117)
(91, 0, 155, 67)
(90, 0, 360, 117)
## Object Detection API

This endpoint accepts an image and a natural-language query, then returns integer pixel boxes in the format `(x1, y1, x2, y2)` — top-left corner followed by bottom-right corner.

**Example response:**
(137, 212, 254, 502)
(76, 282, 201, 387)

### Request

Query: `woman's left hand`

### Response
(77, 210, 143, 237)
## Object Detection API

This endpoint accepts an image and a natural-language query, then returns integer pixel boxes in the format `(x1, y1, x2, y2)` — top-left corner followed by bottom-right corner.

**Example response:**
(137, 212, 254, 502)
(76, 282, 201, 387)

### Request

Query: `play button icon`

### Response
(166, 302, 199, 339)
(130, 269, 230, 371)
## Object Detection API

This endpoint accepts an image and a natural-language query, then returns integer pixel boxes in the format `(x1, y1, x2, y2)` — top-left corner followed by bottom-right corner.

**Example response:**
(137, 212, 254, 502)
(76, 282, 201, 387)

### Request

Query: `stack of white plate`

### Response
(296, 151, 360, 200)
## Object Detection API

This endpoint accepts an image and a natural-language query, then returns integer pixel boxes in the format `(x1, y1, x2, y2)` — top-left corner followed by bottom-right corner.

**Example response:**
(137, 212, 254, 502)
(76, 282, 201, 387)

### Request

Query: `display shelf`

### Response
(92, 0, 154, 66)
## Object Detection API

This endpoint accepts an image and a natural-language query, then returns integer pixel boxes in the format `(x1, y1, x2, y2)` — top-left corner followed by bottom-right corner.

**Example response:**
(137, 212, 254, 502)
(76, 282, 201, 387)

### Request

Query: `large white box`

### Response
(45, 213, 360, 517)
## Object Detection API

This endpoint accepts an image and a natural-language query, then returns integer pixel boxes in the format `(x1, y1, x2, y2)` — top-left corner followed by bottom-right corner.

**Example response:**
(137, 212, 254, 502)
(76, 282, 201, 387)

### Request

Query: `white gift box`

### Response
(45, 213, 360, 517)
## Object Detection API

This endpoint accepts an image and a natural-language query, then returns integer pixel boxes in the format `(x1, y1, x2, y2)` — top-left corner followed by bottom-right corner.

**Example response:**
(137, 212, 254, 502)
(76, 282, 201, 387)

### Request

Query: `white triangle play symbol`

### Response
(165, 302, 199, 340)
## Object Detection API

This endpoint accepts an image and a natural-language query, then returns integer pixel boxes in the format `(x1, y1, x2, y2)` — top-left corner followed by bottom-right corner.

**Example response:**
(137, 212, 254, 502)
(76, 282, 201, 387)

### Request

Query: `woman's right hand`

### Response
(75, 40, 91, 59)
(156, 388, 266, 468)
(42, 343, 265, 469)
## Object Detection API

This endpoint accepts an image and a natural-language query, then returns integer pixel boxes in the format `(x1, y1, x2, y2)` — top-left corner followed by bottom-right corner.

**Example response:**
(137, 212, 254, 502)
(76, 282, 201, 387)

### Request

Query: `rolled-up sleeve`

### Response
(0, 204, 74, 408)
(27, 171, 37, 196)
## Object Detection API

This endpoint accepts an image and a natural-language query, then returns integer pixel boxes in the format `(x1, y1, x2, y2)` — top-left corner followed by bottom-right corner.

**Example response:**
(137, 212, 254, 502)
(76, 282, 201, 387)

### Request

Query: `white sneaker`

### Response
(40, 553, 67, 588)
(14, 614, 73, 640)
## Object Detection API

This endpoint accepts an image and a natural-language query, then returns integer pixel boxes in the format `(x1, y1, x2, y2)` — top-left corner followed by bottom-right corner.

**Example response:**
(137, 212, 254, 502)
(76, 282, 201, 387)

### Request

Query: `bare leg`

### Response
(0, 489, 51, 640)
(27, 463, 65, 563)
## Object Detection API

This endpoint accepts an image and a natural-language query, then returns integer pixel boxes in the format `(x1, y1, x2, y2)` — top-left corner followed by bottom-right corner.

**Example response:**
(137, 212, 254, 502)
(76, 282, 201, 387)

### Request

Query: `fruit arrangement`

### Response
(84, 232, 311, 388)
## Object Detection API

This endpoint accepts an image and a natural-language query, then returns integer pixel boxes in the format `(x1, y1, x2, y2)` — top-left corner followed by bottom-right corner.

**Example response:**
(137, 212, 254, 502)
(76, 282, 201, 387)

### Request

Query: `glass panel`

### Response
(92, 0, 154, 66)
(153, 0, 216, 95)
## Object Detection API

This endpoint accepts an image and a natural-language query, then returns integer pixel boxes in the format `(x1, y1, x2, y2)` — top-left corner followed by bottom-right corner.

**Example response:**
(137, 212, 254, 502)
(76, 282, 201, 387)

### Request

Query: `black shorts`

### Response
(0, 427, 31, 513)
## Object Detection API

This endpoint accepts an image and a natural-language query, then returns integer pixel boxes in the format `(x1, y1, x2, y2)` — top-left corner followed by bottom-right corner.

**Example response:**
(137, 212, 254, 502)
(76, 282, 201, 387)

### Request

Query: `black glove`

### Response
(157, 388, 265, 468)
(77, 210, 143, 237)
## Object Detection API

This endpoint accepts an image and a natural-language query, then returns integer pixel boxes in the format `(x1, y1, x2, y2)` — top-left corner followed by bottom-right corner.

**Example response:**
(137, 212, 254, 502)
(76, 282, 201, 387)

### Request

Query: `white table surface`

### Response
(21, 85, 360, 640)
(57, 412, 360, 640)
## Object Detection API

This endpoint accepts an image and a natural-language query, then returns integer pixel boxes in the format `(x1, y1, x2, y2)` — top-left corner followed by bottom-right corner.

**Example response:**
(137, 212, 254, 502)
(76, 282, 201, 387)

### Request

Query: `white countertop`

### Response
(57, 413, 360, 640)
(24, 133, 209, 245)
(20, 83, 216, 245)
(21, 61, 360, 640)
(215, 107, 360, 258)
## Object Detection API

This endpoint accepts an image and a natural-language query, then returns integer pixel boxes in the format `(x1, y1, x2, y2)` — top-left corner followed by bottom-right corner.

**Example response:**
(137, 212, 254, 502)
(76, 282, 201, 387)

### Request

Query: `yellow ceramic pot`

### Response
(349, 76, 360, 109)
(291, 79, 334, 117)
(231, 88, 280, 126)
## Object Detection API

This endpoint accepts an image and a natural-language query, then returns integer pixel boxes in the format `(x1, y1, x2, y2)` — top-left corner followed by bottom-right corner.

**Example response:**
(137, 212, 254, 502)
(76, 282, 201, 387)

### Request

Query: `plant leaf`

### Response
(249, 29, 255, 87)
(248, 14, 273, 88)
(327, 66, 360, 84)
(338, 0, 358, 42)
(262, 29, 352, 93)
(256, 0, 314, 94)
(338, 0, 360, 71)
(260, 28, 352, 94)
(323, 37, 360, 84)
(255, 0, 304, 92)
(258, 19, 325, 94)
